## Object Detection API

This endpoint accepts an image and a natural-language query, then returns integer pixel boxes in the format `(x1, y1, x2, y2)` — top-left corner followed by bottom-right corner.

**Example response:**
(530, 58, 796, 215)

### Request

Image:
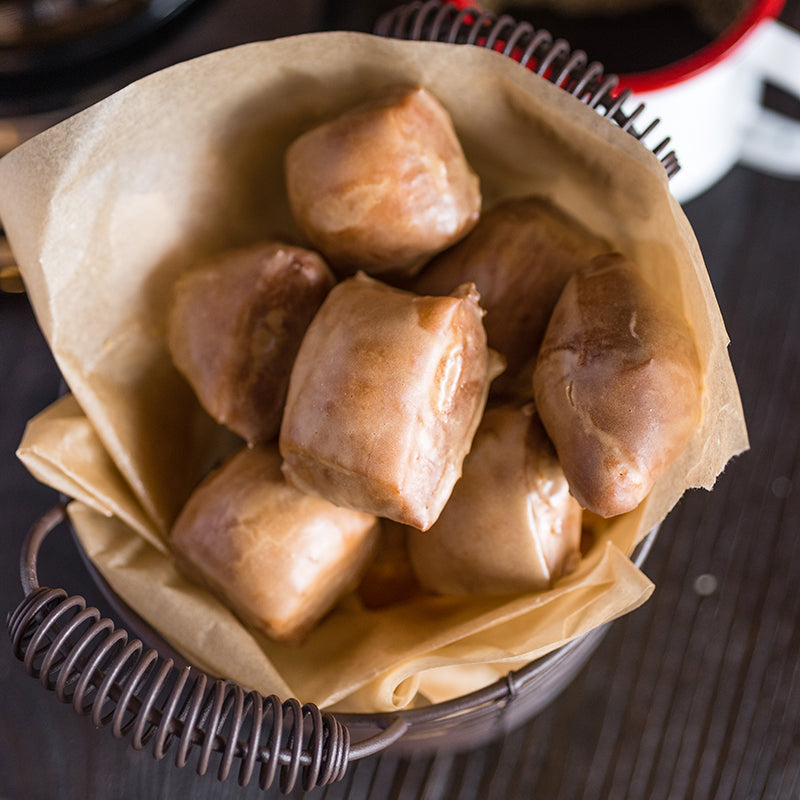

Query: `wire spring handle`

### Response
(6, 505, 352, 794)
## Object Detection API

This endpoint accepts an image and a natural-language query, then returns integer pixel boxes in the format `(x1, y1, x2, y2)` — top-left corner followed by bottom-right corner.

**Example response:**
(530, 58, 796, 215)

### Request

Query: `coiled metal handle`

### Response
(374, 0, 681, 177)
(6, 505, 408, 794)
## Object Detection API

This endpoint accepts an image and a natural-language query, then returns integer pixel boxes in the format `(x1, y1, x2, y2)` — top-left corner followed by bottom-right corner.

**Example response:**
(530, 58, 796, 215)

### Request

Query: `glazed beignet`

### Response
(279, 272, 502, 531)
(414, 196, 608, 397)
(357, 520, 422, 609)
(533, 254, 703, 518)
(284, 86, 481, 277)
(170, 444, 379, 643)
(167, 242, 334, 444)
(407, 403, 582, 596)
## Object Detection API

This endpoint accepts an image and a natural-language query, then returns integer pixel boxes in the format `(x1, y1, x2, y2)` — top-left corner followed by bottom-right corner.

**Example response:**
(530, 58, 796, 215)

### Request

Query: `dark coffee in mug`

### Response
(486, 0, 750, 74)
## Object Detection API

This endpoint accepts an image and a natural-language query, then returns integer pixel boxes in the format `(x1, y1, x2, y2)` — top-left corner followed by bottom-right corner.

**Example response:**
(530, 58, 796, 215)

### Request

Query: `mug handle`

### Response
(739, 19, 800, 177)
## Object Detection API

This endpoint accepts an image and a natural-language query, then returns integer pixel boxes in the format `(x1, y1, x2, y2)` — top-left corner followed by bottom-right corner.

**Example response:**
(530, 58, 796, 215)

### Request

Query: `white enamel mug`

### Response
(619, 0, 800, 203)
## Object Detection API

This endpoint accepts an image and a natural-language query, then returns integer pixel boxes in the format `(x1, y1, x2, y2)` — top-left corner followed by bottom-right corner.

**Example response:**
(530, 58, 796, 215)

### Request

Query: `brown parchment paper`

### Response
(0, 32, 748, 712)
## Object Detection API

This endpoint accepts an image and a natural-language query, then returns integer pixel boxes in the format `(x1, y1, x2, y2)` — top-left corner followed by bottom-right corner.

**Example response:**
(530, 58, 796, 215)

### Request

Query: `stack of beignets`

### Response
(413, 196, 610, 397)
(407, 403, 583, 595)
(167, 242, 334, 444)
(170, 445, 379, 643)
(533, 254, 703, 517)
(285, 86, 481, 278)
(279, 272, 503, 531)
(165, 85, 705, 644)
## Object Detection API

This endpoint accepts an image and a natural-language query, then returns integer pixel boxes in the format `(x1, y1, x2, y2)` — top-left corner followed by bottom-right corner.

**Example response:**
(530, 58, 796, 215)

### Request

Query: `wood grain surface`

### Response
(2, 2, 800, 797)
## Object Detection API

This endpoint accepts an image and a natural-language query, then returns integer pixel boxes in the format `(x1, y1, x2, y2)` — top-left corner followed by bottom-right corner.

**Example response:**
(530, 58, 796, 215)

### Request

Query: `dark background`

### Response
(2, 0, 799, 796)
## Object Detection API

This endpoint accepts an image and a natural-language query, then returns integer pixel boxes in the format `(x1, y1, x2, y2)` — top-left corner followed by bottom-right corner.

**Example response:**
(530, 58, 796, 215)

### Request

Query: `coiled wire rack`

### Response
(374, 0, 681, 178)
(7, 3, 674, 794)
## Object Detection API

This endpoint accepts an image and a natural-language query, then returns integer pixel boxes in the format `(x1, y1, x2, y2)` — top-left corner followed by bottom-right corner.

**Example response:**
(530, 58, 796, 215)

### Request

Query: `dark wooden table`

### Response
(2, 4, 800, 798)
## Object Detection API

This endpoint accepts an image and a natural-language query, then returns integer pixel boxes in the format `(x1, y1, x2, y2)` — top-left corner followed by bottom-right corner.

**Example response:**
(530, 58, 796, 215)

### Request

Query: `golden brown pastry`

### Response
(279, 272, 503, 531)
(414, 196, 609, 396)
(284, 86, 481, 277)
(170, 444, 379, 643)
(407, 403, 582, 595)
(533, 253, 703, 517)
(167, 242, 335, 444)
(357, 520, 422, 609)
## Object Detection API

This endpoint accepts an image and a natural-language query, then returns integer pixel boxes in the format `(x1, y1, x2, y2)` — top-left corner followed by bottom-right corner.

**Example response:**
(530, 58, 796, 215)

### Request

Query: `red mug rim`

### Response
(618, 0, 786, 92)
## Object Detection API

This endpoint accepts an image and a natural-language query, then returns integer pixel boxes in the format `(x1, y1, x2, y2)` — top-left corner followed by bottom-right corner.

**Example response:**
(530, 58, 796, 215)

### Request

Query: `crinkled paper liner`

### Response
(0, 32, 748, 712)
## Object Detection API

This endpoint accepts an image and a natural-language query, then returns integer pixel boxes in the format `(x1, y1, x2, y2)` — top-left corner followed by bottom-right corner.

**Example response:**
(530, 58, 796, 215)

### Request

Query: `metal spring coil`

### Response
(375, 0, 680, 178)
(7, 583, 350, 794)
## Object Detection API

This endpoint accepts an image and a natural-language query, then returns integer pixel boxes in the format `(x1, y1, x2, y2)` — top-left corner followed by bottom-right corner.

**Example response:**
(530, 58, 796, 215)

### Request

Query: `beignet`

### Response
(167, 242, 334, 444)
(533, 253, 703, 517)
(170, 444, 379, 643)
(414, 196, 608, 396)
(357, 520, 422, 609)
(279, 272, 503, 531)
(407, 403, 582, 595)
(284, 86, 481, 277)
